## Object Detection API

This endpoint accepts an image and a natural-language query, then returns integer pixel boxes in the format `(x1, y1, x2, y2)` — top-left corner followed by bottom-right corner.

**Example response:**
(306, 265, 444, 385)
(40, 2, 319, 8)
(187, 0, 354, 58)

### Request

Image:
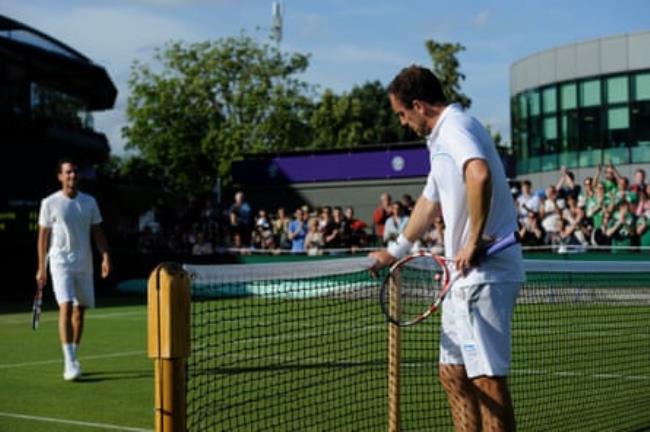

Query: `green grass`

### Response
(185, 292, 650, 431)
(0, 296, 152, 432)
(3, 284, 650, 431)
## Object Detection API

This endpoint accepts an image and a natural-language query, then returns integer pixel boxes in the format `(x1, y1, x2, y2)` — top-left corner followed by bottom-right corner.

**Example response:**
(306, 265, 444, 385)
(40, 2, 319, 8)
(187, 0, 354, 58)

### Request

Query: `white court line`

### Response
(1, 311, 145, 325)
(0, 350, 146, 369)
(0, 411, 151, 432)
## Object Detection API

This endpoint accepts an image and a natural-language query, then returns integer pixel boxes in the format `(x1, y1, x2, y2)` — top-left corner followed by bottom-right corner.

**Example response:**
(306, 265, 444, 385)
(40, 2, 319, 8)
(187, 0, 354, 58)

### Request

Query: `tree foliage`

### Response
(123, 33, 314, 194)
(425, 39, 471, 109)
(122, 33, 474, 194)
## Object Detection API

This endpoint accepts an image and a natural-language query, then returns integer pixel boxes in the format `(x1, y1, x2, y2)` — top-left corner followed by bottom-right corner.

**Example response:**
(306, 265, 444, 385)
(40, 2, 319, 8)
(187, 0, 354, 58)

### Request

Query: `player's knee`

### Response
(439, 364, 468, 393)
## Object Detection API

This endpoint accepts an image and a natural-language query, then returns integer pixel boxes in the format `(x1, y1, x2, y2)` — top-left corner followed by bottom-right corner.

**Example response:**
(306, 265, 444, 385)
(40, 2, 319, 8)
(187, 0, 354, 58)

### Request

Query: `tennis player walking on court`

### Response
(370, 65, 525, 431)
(36, 158, 111, 381)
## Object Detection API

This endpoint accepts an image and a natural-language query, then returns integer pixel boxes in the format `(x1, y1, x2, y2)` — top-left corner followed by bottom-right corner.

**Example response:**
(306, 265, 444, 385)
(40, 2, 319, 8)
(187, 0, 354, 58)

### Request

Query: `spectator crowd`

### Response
(515, 164, 650, 253)
(134, 164, 650, 256)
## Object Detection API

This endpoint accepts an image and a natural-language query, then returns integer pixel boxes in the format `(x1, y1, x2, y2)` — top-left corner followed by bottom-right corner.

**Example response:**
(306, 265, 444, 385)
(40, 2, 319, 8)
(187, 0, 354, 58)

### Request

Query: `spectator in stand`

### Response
(518, 211, 545, 247)
(516, 180, 541, 225)
(594, 163, 620, 195)
(383, 201, 409, 246)
(540, 185, 565, 245)
(556, 166, 581, 201)
(613, 177, 639, 212)
(578, 176, 595, 209)
(586, 183, 613, 234)
(228, 210, 243, 247)
(288, 207, 307, 252)
(305, 217, 324, 255)
(254, 209, 275, 250)
(630, 168, 647, 194)
(273, 207, 291, 249)
(637, 184, 650, 218)
(229, 191, 252, 245)
(324, 206, 349, 249)
(424, 215, 445, 255)
(592, 210, 612, 247)
(319, 206, 333, 234)
(636, 211, 650, 253)
(559, 195, 589, 248)
(373, 193, 392, 243)
(401, 194, 416, 216)
(606, 200, 636, 253)
(344, 206, 369, 249)
(191, 231, 213, 256)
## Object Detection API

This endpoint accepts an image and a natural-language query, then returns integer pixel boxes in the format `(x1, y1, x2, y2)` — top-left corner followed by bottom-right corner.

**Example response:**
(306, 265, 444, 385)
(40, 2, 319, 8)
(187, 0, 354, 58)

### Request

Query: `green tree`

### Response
(309, 81, 418, 149)
(123, 33, 314, 194)
(347, 81, 417, 144)
(425, 39, 471, 109)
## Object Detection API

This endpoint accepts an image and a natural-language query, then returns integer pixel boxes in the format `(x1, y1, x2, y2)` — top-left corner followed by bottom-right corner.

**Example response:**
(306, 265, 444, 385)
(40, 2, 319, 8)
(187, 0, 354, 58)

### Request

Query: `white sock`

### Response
(62, 343, 76, 364)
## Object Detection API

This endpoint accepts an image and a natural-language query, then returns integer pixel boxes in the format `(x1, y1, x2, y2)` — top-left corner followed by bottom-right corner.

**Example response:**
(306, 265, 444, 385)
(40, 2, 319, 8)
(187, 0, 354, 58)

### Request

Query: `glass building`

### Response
(511, 31, 650, 177)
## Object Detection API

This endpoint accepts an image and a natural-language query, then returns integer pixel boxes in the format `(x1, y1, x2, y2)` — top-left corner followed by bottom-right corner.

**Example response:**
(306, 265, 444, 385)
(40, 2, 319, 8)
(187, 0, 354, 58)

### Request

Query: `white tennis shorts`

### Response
(439, 282, 520, 379)
(50, 266, 95, 308)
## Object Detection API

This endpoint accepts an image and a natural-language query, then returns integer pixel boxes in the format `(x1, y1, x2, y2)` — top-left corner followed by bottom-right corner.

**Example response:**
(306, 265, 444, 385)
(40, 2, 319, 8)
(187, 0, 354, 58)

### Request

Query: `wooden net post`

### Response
(148, 262, 191, 432)
(388, 273, 401, 432)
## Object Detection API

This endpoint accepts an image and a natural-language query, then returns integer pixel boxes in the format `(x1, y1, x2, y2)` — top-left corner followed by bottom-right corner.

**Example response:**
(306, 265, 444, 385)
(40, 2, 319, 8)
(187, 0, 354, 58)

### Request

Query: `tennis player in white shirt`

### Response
(370, 65, 524, 431)
(36, 159, 111, 381)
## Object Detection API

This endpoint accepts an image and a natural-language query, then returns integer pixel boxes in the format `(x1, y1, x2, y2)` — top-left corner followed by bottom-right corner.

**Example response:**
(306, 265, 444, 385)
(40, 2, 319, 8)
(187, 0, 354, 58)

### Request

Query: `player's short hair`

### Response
(387, 65, 447, 108)
(57, 157, 77, 174)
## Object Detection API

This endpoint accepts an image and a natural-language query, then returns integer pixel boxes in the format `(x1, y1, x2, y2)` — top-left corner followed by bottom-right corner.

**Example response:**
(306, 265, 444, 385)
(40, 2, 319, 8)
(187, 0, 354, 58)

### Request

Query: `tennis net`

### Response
(182, 257, 650, 431)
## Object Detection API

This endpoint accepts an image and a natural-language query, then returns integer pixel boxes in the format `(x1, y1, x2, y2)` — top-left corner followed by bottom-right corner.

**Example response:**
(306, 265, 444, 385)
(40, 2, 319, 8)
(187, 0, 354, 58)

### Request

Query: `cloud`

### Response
(472, 11, 490, 28)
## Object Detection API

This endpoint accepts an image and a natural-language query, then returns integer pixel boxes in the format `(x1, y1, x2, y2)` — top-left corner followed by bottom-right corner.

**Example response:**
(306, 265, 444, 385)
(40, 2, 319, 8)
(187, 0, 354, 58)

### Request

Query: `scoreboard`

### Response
(0, 200, 40, 241)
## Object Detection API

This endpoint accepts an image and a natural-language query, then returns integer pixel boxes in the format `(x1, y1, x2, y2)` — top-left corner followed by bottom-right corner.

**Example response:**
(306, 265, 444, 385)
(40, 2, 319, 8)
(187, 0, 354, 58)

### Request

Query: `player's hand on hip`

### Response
(454, 243, 480, 276)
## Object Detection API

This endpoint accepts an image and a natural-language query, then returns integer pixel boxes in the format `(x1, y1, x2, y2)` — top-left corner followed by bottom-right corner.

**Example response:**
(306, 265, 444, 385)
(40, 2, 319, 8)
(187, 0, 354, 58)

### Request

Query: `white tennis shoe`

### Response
(63, 360, 82, 381)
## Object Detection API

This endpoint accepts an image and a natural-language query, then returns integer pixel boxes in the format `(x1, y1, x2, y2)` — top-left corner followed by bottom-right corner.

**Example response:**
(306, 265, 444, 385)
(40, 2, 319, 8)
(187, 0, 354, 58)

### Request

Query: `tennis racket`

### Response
(32, 287, 43, 330)
(379, 231, 520, 326)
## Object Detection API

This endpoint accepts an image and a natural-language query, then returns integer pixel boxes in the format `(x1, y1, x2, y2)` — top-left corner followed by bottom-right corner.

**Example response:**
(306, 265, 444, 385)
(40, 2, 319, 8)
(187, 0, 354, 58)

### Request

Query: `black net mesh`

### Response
(183, 258, 650, 431)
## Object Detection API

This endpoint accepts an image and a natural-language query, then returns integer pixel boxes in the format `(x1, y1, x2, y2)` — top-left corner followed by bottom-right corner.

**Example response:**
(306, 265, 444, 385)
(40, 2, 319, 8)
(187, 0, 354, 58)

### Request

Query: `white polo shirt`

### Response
(38, 191, 103, 273)
(422, 103, 525, 287)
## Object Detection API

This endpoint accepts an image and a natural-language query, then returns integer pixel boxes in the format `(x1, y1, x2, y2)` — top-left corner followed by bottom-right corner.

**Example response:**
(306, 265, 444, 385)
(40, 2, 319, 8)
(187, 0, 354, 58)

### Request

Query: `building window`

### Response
(529, 90, 540, 116)
(632, 72, 650, 160)
(561, 111, 579, 152)
(606, 107, 630, 154)
(579, 107, 601, 150)
(633, 73, 650, 101)
(561, 83, 577, 110)
(580, 79, 601, 107)
(542, 87, 557, 114)
(606, 76, 629, 104)
(518, 94, 528, 119)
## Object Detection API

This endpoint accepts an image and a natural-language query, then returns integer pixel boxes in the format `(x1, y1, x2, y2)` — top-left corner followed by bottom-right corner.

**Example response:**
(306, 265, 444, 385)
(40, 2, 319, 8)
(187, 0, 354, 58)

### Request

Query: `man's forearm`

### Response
(37, 227, 49, 271)
(465, 159, 492, 246)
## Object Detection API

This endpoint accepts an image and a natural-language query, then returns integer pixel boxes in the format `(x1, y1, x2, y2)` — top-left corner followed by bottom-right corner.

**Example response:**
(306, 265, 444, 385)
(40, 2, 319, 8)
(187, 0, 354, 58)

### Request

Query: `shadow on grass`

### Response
(75, 369, 151, 383)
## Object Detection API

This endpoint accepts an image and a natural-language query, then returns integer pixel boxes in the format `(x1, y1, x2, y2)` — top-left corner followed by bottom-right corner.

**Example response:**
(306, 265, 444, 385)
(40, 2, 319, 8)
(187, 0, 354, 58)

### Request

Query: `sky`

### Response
(3, 0, 650, 155)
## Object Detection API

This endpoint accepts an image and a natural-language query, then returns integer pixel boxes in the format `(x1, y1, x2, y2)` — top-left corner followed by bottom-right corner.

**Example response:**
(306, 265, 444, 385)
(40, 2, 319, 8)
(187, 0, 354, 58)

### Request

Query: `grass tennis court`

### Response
(3, 265, 650, 432)
(0, 296, 152, 432)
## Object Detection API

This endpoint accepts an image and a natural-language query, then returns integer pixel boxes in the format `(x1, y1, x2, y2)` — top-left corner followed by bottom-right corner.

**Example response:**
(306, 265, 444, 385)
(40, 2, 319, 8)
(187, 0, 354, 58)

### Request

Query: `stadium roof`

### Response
(0, 15, 117, 110)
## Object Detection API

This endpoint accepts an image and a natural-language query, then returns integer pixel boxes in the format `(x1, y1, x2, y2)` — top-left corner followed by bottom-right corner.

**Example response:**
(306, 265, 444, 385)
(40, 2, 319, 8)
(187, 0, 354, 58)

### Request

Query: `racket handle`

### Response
(484, 231, 520, 257)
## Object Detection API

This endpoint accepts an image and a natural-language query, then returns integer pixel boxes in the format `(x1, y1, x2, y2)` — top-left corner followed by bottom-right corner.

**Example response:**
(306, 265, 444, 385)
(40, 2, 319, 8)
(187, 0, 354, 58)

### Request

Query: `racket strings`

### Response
(385, 256, 445, 325)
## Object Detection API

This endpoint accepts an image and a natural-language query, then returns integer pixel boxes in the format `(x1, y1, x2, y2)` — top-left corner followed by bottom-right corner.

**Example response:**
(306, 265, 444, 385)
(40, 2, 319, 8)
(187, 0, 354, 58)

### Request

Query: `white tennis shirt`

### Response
(38, 191, 103, 273)
(422, 103, 525, 287)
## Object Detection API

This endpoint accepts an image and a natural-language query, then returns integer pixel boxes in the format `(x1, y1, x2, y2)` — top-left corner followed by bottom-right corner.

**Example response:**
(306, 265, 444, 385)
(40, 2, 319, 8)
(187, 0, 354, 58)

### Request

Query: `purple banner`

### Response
(232, 147, 430, 184)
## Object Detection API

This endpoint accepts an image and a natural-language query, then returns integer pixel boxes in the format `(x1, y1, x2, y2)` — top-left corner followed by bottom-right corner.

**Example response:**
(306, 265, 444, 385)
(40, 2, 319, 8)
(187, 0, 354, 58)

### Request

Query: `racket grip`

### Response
(484, 231, 520, 256)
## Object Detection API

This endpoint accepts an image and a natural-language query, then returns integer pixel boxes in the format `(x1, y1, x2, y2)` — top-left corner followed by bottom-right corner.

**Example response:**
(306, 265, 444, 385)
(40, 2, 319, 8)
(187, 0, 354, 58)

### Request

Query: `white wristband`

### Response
(387, 234, 413, 259)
